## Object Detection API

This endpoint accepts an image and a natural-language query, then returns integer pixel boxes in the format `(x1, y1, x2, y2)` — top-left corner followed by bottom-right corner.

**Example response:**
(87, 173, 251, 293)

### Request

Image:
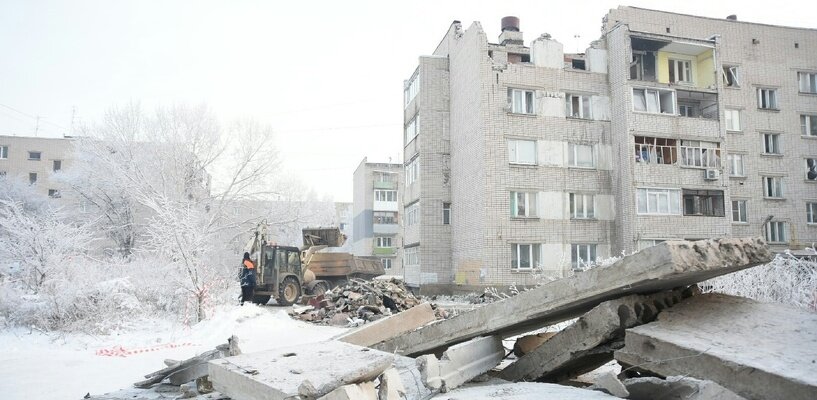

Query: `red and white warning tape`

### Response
(95, 342, 196, 357)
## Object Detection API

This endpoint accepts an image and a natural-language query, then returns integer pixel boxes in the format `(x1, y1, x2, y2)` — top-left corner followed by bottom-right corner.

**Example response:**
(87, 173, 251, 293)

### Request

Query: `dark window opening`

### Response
(630, 37, 668, 81)
(682, 189, 725, 217)
(676, 90, 718, 119)
(48, 189, 61, 198)
(29, 172, 37, 184)
(571, 59, 586, 70)
(634, 136, 677, 164)
(53, 160, 62, 172)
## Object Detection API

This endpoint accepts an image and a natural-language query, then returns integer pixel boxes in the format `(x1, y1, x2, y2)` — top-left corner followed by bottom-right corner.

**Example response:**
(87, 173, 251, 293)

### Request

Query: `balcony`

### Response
(373, 223, 399, 235)
(373, 247, 396, 256)
(373, 180, 397, 190)
(630, 36, 717, 91)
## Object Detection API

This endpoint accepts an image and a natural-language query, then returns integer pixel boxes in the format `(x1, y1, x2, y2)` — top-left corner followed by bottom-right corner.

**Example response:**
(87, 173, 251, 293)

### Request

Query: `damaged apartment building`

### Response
(400, 6, 817, 293)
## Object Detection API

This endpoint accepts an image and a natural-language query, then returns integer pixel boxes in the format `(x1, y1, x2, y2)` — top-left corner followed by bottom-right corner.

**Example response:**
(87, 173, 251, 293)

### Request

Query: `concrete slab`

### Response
(392, 353, 433, 400)
(208, 341, 394, 400)
(591, 371, 629, 398)
(374, 238, 770, 356)
(378, 368, 407, 400)
(318, 382, 377, 400)
(431, 382, 620, 399)
(500, 287, 695, 382)
(337, 302, 436, 347)
(615, 294, 817, 400)
(623, 376, 746, 400)
(418, 336, 506, 392)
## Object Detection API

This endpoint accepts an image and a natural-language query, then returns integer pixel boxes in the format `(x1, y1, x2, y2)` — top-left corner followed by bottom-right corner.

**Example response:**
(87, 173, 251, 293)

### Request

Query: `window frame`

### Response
(801, 115, 817, 137)
(722, 65, 740, 88)
(375, 236, 393, 248)
(569, 193, 595, 219)
(806, 158, 817, 181)
(374, 189, 397, 202)
(373, 211, 398, 225)
(404, 69, 420, 107)
(403, 247, 419, 266)
(732, 200, 748, 223)
(679, 140, 721, 168)
(668, 58, 693, 85)
(636, 187, 682, 215)
(762, 176, 784, 198)
(806, 202, 817, 224)
(28, 151, 41, 161)
(0, 145, 7, 159)
(442, 202, 451, 225)
(798, 72, 817, 94)
(508, 88, 535, 115)
(762, 133, 781, 155)
(765, 221, 788, 243)
(511, 243, 541, 270)
(29, 172, 37, 184)
(508, 139, 537, 165)
(757, 88, 779, 110)
(725, 109, 741, 132)
(381, 258, 393, 270)
(510, 191, 538, 218)
(565, 93, 592, 119)
(727, 153, 746, 177)
(405, 203, 419, 226)
(404, 115, 419, 144)
(405, 158, 419, 185)
(682, 189, 725, 217)
(632, 88, 676, 114)
(568, 143, 595, 168)
(571, 243, 597, 269)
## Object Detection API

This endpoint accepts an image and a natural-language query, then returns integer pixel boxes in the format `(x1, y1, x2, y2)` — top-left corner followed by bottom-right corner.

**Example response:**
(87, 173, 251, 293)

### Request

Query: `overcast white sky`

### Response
(1, 0, 814, 201)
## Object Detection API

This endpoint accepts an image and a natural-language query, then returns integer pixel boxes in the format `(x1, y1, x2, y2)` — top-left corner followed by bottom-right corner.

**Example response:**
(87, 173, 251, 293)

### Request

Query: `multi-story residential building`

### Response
(0, 135, 74, 200)
(403, 8, 817, 294)
(335, 202, 353, 252)
(352, 157, 404, 275)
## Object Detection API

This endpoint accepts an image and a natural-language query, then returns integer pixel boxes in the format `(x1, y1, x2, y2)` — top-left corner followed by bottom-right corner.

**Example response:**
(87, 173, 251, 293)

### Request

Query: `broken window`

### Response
(680, 140, 720, 168)
(676, 90, 718, 119)
(569, 193, 594, 219)
(508, 139, 536, 164)
(565, 94, 592, 119)
(798, 72, 817, 94)
(725, 109, 741, 131)
(732, 200, 747, 223)
(806, 158, 817, 181)
(568, 143, 595, 168)
(757, 88, 778, 110)
(801, 115, 817, 136)
(807, 202, 817, 224)
(636, 187, 681, 215)
(668, 59, 692, 84)
(722, 65, 740, 87)
(510, 191, 537, 218)
(632, 88, 675, 114)
(762, 176, 784, 198)
(404, 115, 419, 144)
(634, 136, 677, 165)
(727, 153, 745, 177)
(682, 189, 725, 217)
(765, 221, 788, 243)
(511, 243, 541, 270)
(571, 244, 597, 270)
(762, 133, 781, 154)
(630, 52, 656, 81)
(508, 88, 535, 114)
(571, 58, 586, 70)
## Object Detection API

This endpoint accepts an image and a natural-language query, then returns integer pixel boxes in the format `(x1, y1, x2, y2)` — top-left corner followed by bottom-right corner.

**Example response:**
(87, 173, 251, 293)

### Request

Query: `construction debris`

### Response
(133, 335, 241, 389)
(374, 238, 771, 356)
(416, 336, 506, 392)
(615, 293, 817, 400)
(337, 302, 437, 347)
(431, 382, 620, 399)
(623, 376, 746, 400)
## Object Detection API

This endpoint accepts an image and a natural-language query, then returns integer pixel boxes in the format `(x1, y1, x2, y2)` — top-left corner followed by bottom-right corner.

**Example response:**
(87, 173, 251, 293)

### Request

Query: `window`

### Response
(29, 172, 37, 184)
(374, 171, 396, 183)
(725, 109, 741, 131)
(762, 176, 784, 198)
(373, 211, 397, 224)
(668, 59, 692, 84)
(28, 151, 41, 161)
(375, 237, 393, 248)
(807, 158, 817, 181)
(765, 221, 788, 243)
(630, 49, 656, 81)
(568, 143, 595, 168)
(565, 94, 591, 119)
(634, 136, 677, 164)
(571, 244, 597, 269)
(404, 247, 418, 266)
(511, 243, 541, 270)
(727, 154, 745, 177)
(636, 188, 681, 215)
(801, 115, 817, 136)
(569, 193, 594, 219)
(637, 239, 665, 250)
(798, 72, 817, 94)
(48, 189, 61, 198)
(510, 191, 537, 218)
(732, 200, 747, 223)
(405, 158, 419, 185)
(404, 116, 419, 144)
(508, 139, 536, 165)
(722, 65, 740, 87)
(807, 202, 817, 223)
(682, 189, 725, 217)
(405, 203, 419, 226)
(632, 88, 675, 114)
(381, 258, 393, 270)
(676, 90, 718, 119)
(508, 88, 534, 114)
(404, 70, 419, 106)
(762, 133, 781, 154)
(374, 190, 397, 202)
(0, 145, 7, 159)
(680, 140, 721, 168)
(757, 88, 778, 110)
(53, 160, 62, 172)
(442, 202, 451, 225)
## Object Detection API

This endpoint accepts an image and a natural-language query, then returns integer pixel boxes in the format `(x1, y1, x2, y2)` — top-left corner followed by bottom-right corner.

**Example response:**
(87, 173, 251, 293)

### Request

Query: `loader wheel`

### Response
(277, 276, 301, 306)
(252, 295, 271, 305)
(310, 281, 330, 296)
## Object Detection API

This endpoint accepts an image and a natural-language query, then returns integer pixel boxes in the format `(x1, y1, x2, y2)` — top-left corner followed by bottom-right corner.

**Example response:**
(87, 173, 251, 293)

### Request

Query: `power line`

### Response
(274, 123, 399, 134)
(0, 103, 70, 131)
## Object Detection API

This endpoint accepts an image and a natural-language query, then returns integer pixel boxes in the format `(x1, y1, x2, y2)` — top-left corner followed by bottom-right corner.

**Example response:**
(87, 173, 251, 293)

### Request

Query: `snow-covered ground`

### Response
(0, 304, 346, 400)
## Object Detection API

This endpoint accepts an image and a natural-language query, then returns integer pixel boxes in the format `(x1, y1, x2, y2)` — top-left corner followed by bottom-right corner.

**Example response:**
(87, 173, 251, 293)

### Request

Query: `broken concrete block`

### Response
(167, 363, 209, 385)
(337, 302, 436, 347)
(378, 368, 407, 400)
(319, 382, 377, 400)
(623, 376, 746, 400)
(208, 341, 394, 400)
(392, 352, 433, 400)
(590, 371, 629, 398)
(418, 336, 505, 392)
(512, 332, 556, 357)
(374, 238, 770, 356)
(431, 382, 620, 399)
(615, 293, 817, 400)
(500, 287, 694, 382)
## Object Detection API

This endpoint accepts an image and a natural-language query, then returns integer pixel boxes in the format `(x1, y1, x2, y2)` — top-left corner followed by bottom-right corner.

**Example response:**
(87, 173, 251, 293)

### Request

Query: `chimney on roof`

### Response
(499, 16, 523, 46)
(726, 15, 737, 21)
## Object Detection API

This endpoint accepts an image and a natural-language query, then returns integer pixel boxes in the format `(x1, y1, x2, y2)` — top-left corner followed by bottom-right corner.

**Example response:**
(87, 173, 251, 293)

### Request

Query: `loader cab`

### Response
(258, 245, 302, 286)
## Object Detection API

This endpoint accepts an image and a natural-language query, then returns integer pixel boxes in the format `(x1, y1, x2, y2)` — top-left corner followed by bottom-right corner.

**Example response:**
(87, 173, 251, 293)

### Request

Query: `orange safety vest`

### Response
(243, 260, 255, 269)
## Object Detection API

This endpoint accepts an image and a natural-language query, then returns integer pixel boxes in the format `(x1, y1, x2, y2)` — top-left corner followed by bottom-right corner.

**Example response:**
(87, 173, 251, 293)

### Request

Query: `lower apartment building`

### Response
(0, 135, 73, 200)
(401, 8, 817, 294)
(352, 158, 404, 275)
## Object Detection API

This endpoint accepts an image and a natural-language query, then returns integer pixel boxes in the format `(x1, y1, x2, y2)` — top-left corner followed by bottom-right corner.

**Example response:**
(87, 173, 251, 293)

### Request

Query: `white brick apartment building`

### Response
(402, 7, 817, 294)
(0, 135, 74, 200)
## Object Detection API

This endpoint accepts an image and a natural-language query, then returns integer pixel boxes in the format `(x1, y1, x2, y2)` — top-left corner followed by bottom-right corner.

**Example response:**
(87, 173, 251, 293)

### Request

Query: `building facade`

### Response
(403, 7, 817, 294)
(0, 135, 74, 200)
(352, 158, 404, 275)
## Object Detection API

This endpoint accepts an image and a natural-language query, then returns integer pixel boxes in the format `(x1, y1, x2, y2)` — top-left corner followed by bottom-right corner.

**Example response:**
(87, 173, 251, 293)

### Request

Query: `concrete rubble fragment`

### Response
(500, 286, 697, 382)
(512, 332, 556, 357)
(134, 335, 241, 389)
(623, 376, 746, 400)
(377, 368, 408, 400)
(615, 293, 817, 400)
(431, 382, 620, 399)
(318, 381, 378, 400)
(589, 371, 629, 398)
(417, 336, 506, 392)
(336, 302, 437, 347)
(374, 238, 771, 356)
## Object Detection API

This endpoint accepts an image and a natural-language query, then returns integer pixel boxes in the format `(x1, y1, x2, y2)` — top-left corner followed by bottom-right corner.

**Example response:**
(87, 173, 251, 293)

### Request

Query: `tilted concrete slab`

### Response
(336, 302, 436, 347)
(374, 238, 770, 356)
(418, 336, 506, 392)
(208, 341, 395, 400)
(615, 294, 817, 400)
(623, 376, 746, 400)
(431, 382, 619, 399)
(500, 286, 697, 382)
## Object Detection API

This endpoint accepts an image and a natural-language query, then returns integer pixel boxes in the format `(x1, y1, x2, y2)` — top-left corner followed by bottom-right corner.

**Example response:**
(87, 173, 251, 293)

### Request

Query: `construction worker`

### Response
(239, 252, 256, 305)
